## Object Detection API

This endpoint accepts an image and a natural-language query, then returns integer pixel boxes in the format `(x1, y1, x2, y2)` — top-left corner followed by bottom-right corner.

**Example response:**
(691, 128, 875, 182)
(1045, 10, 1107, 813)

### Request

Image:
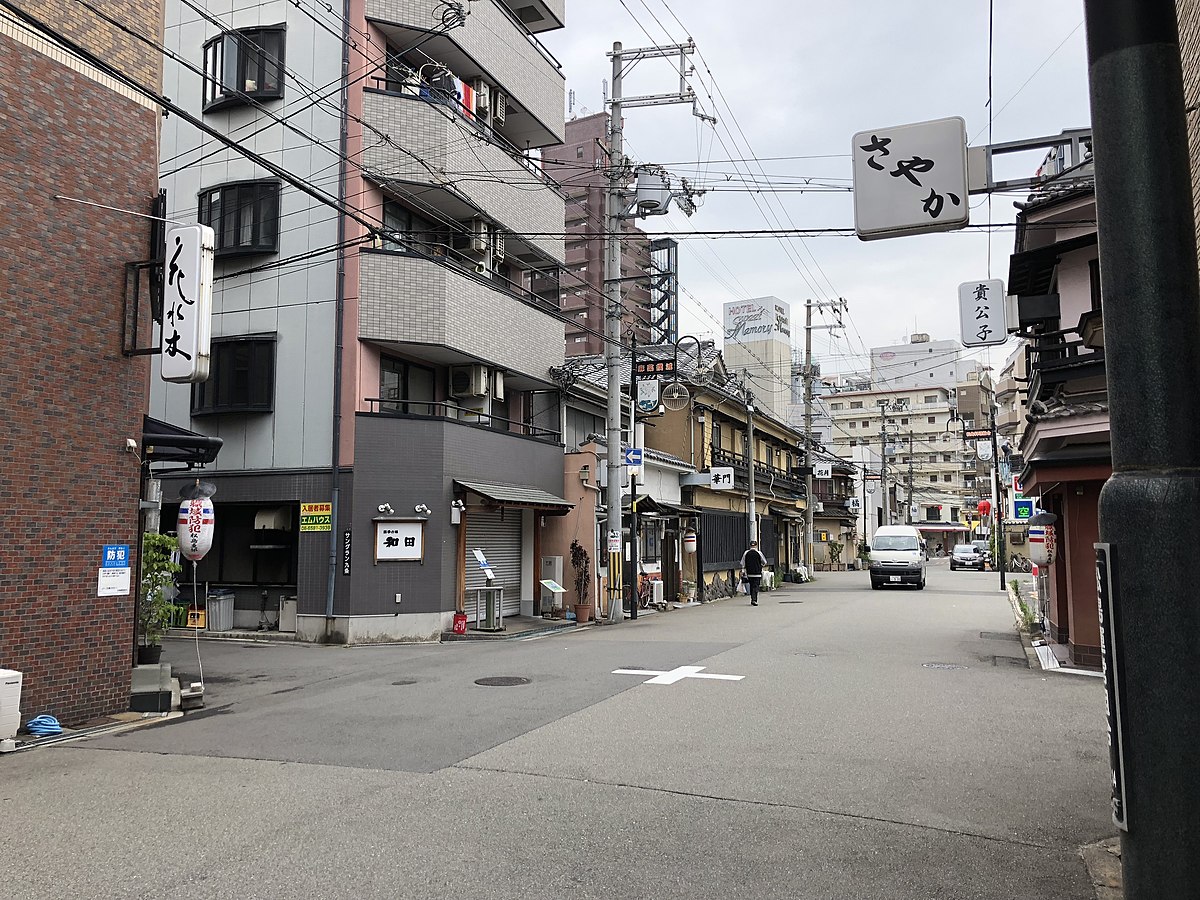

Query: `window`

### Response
(900, 417, 909, 425)
(929, 475, 937, 483)
(951, 507, 960, 520)
(943, 474, 952, 482)
(848, 421, 856, 429)
(849, 439, 857, 447)
(198, 180, 281, 257)
(943, 454, 951, 462)
(924, 395, 938, 403)
(573, 335, 588, 343)
(925, 505, 941, 520)
(850, 401, 863, 409)
(380, 356, 435, 415)
(830, 402, 844, 411)
(203, 26, 285, 111)
(862, 420, 870, 428)
(928, 416, 936, 424)
(385, 201, 447, 254)
(192, 334, 276, 415)
(576, 146, 585, 159)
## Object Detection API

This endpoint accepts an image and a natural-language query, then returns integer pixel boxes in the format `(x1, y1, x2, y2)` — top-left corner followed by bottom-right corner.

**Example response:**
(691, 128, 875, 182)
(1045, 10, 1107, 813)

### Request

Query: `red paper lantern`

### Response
(977, 499, 992, 517)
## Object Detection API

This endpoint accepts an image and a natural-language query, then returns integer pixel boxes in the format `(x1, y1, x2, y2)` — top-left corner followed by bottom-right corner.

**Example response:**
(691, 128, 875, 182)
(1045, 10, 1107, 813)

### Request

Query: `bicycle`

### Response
(1009, 554, 1032, 573)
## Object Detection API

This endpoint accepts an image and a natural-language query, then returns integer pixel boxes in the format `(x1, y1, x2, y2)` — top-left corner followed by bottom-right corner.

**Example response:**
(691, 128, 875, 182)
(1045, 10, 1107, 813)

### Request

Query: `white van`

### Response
(869, 525, 927, 590)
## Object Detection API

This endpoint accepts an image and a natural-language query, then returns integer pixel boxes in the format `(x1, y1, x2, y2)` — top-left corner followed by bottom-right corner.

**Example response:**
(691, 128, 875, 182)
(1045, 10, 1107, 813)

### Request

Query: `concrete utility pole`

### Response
(745, 378, 757, 543)
(877, 401, 890, 526)
(603, 42, 625, 624)
(802, 297, 846, 573)
(1083, 2, 1200, 891)
(906, 435, 914, 525)
(602, 39, 709, 624)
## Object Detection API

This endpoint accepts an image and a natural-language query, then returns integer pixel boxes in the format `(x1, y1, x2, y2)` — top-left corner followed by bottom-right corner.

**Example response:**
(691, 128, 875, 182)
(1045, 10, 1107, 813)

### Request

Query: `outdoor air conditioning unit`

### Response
(450, 364, 489, 398)
(492, 230, 506, 262)
(469, 218, 489, 253)
(493, 370, 505, 401)
(471, 78, 489, 114)
(492, 88, 507, 124)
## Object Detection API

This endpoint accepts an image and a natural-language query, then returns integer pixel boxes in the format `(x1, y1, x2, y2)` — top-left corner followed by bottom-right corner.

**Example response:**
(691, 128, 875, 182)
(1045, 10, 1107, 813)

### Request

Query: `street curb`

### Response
(166, 628, 297, 643)
(1080, 837, 1122, 899)
(0, 711, 183, 756)
(1004, 583, 1042, 670)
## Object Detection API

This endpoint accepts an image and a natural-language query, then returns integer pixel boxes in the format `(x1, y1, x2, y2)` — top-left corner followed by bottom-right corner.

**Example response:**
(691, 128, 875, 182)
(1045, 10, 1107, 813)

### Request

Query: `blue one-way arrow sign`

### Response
(624, 447, 643, 467)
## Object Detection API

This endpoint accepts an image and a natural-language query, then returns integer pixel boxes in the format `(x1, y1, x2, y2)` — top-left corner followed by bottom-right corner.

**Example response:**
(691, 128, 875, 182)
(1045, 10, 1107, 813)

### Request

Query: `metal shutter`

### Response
(464, 508, 524, 619)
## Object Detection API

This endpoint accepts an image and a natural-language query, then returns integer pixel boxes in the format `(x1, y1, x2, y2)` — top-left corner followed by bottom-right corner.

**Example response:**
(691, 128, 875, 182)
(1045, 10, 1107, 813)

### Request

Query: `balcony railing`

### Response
(364, 398, 561, 443)
(711, 447, 806, 494)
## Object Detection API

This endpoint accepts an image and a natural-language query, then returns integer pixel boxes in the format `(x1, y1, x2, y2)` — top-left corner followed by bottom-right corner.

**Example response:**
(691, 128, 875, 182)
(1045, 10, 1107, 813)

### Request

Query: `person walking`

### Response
(740, 540, 768, 606)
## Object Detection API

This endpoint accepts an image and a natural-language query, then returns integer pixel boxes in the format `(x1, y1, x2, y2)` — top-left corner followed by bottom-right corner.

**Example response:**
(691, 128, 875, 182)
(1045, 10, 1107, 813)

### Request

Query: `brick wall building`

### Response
(0, 2, 161, 724)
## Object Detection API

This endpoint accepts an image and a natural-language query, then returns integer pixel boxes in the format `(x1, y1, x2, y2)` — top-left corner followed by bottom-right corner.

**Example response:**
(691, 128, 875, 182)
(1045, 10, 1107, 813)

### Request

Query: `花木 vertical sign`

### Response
(161, 223, 215, 383)
(958, 279, 1008, 347)
(852, 116, 969, 240)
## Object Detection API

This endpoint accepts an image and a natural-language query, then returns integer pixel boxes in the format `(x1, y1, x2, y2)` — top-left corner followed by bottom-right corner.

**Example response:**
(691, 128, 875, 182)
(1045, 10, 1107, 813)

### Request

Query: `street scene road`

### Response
(2, 568, 1112, 899)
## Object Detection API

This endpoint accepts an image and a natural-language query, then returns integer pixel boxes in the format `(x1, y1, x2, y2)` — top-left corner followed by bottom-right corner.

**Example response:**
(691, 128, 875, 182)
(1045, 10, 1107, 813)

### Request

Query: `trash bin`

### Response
(206, 588, 235, 632)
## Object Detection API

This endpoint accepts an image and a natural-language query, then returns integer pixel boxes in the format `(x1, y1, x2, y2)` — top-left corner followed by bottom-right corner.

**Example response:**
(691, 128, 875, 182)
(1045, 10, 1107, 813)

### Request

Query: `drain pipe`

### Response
(325, 0, 353, 629)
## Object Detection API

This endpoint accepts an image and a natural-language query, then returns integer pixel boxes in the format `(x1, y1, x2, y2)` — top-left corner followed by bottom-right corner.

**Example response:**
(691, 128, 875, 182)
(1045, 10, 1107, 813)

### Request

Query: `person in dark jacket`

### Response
(740, 540, 768, 606)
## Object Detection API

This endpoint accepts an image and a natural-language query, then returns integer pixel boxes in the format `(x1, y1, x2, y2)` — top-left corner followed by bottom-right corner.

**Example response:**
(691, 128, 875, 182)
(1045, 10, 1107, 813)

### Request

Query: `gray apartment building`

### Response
(152, 0, 573, 641)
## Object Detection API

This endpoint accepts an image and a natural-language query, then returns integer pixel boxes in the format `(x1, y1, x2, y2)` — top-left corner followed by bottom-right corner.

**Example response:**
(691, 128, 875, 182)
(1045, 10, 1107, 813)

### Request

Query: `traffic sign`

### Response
(624, 447, 644, 467)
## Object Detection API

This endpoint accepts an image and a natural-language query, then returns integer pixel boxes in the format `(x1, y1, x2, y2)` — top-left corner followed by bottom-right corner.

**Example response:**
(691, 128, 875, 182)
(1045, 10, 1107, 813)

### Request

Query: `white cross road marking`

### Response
(612, 665, 745, 685)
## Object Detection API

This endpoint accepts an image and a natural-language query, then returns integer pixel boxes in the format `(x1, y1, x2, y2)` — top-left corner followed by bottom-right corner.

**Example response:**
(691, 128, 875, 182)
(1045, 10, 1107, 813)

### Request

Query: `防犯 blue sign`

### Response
(101, 545, 130, 568)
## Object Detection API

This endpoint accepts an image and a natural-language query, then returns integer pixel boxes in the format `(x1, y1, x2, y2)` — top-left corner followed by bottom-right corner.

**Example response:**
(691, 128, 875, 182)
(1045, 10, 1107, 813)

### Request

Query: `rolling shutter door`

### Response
(464, 508, 523, 619)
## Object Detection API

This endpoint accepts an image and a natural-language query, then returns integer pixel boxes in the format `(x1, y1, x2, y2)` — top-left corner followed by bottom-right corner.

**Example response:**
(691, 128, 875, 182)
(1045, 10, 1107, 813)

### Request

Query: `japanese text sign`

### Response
(958, 279, 1008, 346)
(161, 224, 215, 383)
(710, 466, 734, 490)
(375, 520, 423, 562)
(300, 502, 333, 532)
(852, 117, 969, 240)
(814, 462, 833, 480)
(635, 359, 675, 379)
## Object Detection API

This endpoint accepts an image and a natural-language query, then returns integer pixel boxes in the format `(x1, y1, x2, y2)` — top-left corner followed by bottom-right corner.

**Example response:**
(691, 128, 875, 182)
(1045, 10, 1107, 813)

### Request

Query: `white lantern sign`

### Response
(178, 498, 215, 561)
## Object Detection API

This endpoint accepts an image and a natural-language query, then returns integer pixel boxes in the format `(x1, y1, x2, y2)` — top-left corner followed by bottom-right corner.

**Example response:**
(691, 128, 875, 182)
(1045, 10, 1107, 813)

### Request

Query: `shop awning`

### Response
(622, 494, 700, 517)
(914, 524, 969, 532)
(455, 480, 573, 514)
(142, 415, 223, 466)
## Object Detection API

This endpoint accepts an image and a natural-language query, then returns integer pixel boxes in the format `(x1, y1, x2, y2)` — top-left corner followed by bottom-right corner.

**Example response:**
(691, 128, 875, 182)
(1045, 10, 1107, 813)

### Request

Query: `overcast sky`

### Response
(541, 1, 1092, 374)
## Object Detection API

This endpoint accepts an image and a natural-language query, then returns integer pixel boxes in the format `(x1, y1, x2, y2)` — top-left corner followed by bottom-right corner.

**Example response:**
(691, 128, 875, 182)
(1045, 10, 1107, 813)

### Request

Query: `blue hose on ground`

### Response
(25, 715, 62, 736)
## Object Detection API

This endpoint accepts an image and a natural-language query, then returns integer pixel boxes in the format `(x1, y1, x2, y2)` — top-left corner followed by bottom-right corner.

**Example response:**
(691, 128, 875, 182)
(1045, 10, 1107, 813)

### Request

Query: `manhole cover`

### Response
(980, 631, 1020, 642)
(391, 679, 418, 686)
(922, 662, 968, 670)
(778, 600, 804, 604)
(474, 676, 531, 687)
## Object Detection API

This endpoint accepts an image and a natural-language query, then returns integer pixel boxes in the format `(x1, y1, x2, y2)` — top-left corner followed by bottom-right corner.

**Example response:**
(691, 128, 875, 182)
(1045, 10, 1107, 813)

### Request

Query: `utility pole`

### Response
(602, 39, 710, 624)
(628, 331, 638, 621)
(802, 298, 846, 574)
(878, 401, 890, 526)
(602, 42, 625, 624)
(989, 404, 1005, 591)
(745, 378, 757, 543)
(1084, 3, 1200, 888)
(906, 434, 914, 525)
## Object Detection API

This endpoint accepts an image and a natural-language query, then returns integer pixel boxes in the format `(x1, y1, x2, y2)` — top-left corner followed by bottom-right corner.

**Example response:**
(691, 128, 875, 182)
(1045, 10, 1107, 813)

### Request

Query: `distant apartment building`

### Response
(542, 112, 678, 355)
(151, 0, 573, 642)
(871, 334, 985, 390)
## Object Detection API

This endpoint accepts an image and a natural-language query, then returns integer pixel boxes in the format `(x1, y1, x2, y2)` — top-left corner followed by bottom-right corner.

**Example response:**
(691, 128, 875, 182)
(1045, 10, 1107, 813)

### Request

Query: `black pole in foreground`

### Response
(1085, 2, 1200, 892)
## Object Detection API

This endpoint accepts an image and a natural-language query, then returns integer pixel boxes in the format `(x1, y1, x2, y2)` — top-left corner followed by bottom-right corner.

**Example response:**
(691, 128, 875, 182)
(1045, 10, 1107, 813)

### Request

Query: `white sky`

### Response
(541, 1, 1092, 374)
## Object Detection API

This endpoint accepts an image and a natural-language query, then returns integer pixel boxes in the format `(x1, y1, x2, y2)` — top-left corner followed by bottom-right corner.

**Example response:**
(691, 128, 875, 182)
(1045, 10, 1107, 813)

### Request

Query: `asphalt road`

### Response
(0, 566, 1113, 899)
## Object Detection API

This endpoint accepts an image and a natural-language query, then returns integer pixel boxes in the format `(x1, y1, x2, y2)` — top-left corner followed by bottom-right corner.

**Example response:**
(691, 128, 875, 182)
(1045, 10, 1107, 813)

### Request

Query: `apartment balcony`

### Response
(710, 447, 805, 496)
(365, 0, 565, 146)
(996, 406, 1023, 432)
(362, 91, 565, 265)
(359, 249, 564, 381)
(498, 0, 564, 33)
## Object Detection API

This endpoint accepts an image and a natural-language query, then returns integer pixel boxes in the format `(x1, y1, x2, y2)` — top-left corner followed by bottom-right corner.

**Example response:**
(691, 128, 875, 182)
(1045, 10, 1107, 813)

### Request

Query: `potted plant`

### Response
(828, 540, 844, 571)
(138, 532, 181, 664)
(570, 539, 594, 624)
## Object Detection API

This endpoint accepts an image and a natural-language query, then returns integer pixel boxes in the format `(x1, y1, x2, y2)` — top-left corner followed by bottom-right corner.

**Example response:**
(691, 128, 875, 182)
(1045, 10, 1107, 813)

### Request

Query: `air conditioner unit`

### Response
(492, 230, 506, 262)
(469, 218, 489, 253)
(450, 364, 489, 398)
(492, 88, 506, 125)
(493, 370, 505, 401)
(471, 78, 489, 114)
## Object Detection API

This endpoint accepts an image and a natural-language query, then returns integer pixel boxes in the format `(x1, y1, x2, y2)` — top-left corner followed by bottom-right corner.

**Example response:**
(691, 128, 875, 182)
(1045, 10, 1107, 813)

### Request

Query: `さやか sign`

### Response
(161, 224, 215, 383)
(852, 117, 969, 240)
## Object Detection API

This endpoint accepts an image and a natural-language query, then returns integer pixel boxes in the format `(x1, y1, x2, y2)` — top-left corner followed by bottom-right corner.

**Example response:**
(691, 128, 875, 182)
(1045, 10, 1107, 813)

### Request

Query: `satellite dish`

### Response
(661, 381, 690, 411)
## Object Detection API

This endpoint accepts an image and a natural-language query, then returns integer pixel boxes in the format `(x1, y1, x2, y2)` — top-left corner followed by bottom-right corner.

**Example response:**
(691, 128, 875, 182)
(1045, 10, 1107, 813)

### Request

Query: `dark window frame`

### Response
(379, 354, 436, 416)
(198, 179, 282, 258)
(191, 333, 277, 415)
(203, 26, 286, 111)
